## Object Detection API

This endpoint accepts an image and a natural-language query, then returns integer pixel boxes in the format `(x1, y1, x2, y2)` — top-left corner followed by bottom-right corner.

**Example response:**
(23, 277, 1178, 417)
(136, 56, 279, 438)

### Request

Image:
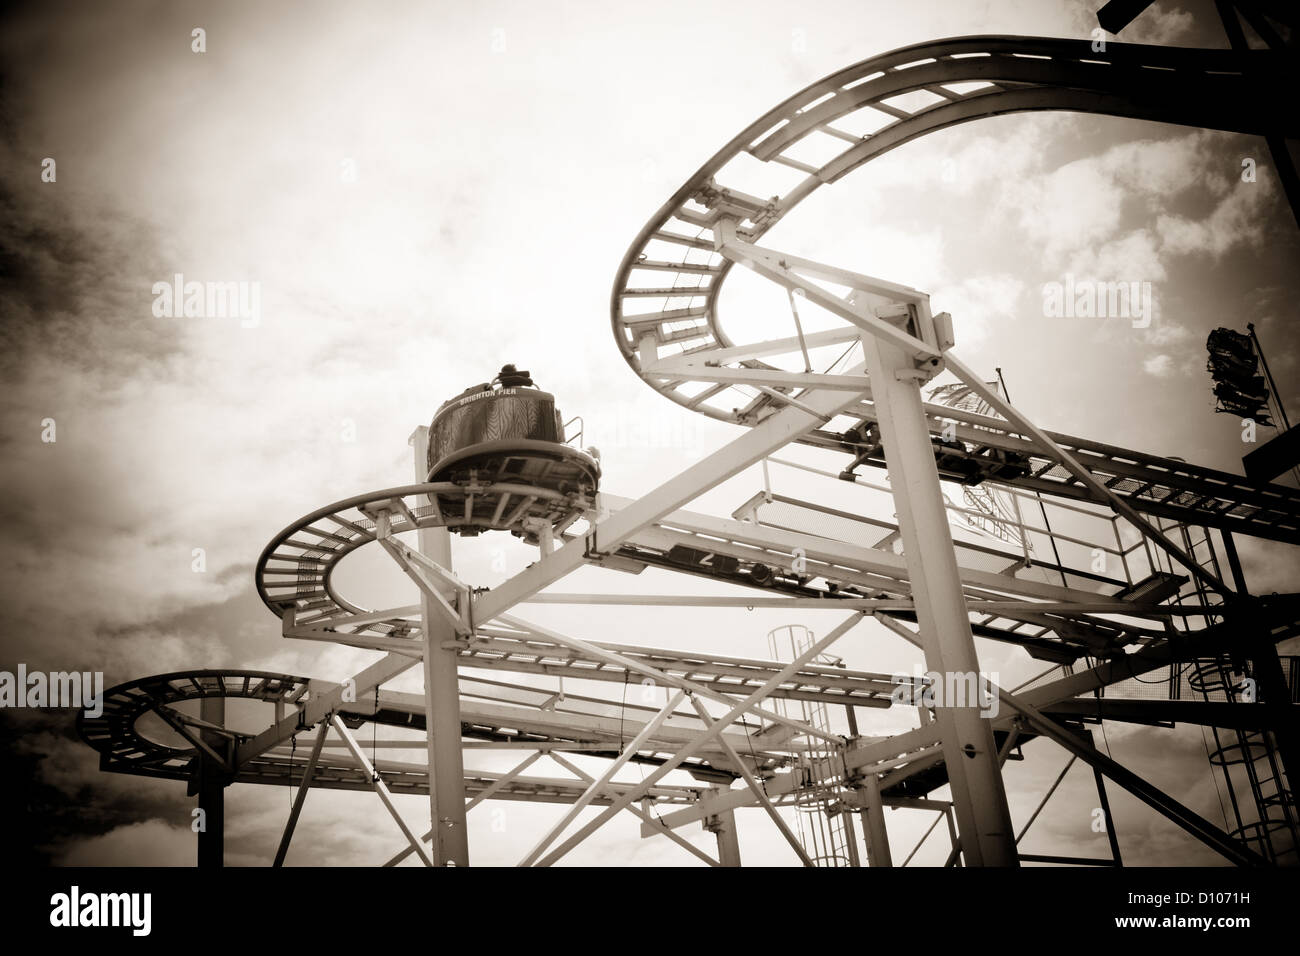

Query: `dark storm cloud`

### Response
(0, 0, 184, 381)
(0, 710, 195, 866)
(0, 4, 213, 863)
(0, 178, 180, 381)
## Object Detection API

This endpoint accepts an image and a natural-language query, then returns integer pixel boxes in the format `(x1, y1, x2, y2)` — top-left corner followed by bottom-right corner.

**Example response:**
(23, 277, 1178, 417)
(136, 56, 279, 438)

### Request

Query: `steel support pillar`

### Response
(1091, 731, 1123, 866)
(412, 426, 469, 866)
(705, 802, 742, 867)
(196, 695, 225, 869)
(860, 773, 893, 867)
(859, 331, 1018, 866)
(1222, 531, 1300, 804)
(993, 685, 1266, 866)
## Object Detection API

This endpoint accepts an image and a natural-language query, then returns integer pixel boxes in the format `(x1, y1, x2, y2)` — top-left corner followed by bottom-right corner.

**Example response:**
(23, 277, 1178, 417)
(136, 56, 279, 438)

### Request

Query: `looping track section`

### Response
(611, 35, 1300, 544)
(255, 480, 589, 640)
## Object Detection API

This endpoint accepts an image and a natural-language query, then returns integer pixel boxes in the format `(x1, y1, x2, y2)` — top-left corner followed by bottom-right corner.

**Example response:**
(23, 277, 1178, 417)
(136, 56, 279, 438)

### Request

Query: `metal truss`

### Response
(79, 28, 1300, 868)
(611, 35, 1300, 545)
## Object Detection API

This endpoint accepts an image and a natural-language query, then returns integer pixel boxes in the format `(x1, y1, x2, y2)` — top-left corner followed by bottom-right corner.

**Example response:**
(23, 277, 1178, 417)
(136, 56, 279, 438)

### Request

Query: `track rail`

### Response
(611, 35, 1300, 543)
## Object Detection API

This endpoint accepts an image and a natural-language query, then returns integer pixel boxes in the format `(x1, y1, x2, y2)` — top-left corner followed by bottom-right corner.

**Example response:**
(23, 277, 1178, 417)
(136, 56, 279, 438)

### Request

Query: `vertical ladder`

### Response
(767, 625, 858, 866)
(1153, 518, 1299, 863)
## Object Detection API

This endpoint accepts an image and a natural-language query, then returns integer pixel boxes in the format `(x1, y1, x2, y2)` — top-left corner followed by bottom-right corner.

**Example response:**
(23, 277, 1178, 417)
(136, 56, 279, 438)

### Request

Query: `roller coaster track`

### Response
(78, 30, 1300, 869)
(255, 482, 1254, 667)
(611, 35, 1300, 544)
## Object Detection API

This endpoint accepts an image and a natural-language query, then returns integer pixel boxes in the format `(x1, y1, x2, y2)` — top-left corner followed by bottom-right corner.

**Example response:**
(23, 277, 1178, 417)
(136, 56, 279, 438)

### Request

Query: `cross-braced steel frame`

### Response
(79, 14, 1300, 868)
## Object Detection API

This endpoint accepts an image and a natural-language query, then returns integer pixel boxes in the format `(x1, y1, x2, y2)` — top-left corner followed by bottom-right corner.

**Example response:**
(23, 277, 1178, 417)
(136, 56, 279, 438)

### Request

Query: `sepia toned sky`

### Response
(2, 0, 1297, 867)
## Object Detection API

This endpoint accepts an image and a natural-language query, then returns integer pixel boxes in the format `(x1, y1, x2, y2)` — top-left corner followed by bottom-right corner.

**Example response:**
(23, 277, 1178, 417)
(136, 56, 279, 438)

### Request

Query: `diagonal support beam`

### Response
(382, 752, 545, 868)
(545, 752, 721, 867)
(376, 529, 468, 636)
(882, 610, 1264, 864)
(273, 721, 329, 867)
(498, 612, 845, 745)
(474, 370, 872, 624)
(518, 690, 688, 867)
(717, 230, 941, 363)
(382, 535, 470, 593)
(151, 704, 231, 773)
(238, 654, 417, 765)
(1015, 754, 1076, 845)
(689, 695, 816, 867)
(880, 612, 1264, 866)
(944, 353, 1232, 597)
(533, 618, 862, 867)
(901, 810, 947, 867)
(995, 689, 1265, 867)
(329, 715, 434, 867)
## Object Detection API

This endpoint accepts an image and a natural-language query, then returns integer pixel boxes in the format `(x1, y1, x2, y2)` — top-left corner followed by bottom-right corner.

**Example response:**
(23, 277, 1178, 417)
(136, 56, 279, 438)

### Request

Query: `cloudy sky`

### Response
(2, 0, 1297, 867)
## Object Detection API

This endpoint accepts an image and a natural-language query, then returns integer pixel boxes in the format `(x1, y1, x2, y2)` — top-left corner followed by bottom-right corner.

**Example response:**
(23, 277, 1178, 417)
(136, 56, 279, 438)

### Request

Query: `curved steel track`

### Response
(609, 35, 1300, 543)
(612, 35, 1294, 415)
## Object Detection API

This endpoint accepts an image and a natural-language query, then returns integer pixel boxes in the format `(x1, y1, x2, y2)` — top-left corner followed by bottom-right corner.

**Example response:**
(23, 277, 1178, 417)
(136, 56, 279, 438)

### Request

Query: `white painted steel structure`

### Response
(79, 24, 1300, 868)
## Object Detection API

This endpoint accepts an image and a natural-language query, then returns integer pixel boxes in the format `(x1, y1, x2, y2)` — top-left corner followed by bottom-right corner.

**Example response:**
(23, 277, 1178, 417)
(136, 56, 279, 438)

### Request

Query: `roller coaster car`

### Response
(838, 422, 1031, 486)
(972, 447, 1033, 483)
(425, 364, 600, 539)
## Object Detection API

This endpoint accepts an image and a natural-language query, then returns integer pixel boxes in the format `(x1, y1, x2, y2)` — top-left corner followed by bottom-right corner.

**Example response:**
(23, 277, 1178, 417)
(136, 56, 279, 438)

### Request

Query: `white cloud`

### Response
(1005, 129, 1270, 278)
(1157, 173, 1276, 257)
(1012, 158, 1126, 263)
(1143, 354, 1175, 377)
(56, 821, 196, 867)
(1143, 320, 1191, 347)
(1065, 229, 1167, 285)
(932, 273, 1025, 349)
(1117, 2, 1198, 45)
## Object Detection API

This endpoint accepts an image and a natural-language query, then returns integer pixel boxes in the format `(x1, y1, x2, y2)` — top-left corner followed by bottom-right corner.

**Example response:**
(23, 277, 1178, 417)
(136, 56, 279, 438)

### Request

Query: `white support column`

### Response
(858, 331, 1018, 867)
(705, 801, 743, 867)
(411, 426, 470, 866)
(860, 773, 892, 867)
